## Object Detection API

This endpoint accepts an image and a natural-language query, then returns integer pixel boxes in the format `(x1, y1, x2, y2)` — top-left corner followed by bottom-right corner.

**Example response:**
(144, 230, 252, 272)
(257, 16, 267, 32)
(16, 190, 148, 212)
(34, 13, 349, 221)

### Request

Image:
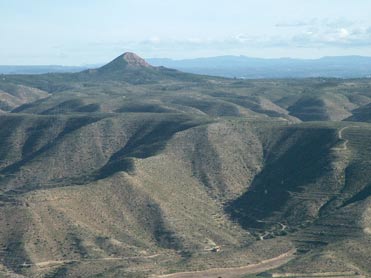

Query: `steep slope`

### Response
(288, 94, 354, 121)
(0, 114, 283, 278)
(227, 124, 340, 228)
(0, 54, 371, 278)
(273, 125, 371, 276)
(0, 114, 370, 277)
(99, 52, 152, 71)
(226, 122, 371, 275)
(0, 83, 48, 112)
(346, 103, 371, 123)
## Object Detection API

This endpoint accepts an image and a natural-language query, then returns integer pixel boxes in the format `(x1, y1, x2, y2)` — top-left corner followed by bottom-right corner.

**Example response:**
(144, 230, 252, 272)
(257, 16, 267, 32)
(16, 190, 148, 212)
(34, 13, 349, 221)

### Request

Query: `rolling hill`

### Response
(0, 53, 370, 278)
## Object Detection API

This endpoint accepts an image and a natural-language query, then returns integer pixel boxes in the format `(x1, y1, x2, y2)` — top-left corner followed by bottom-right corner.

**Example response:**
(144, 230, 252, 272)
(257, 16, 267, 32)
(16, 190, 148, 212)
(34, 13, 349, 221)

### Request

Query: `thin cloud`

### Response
(276, 18, 356, 29)
(275, 19, 317, 28)
(291, 26, 371, 47)
(107, 27, 371, 53)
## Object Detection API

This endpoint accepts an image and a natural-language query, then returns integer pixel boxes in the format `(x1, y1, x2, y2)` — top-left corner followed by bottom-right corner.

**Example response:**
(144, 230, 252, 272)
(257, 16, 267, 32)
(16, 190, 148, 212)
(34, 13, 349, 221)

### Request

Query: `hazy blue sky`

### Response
(1, 0, 371, 65)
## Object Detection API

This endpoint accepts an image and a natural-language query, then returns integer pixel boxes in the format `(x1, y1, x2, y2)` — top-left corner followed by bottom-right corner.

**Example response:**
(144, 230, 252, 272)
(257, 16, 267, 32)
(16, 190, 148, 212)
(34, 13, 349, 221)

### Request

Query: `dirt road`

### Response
(153, 249, 296, 278)
(20, 254, 160, 269)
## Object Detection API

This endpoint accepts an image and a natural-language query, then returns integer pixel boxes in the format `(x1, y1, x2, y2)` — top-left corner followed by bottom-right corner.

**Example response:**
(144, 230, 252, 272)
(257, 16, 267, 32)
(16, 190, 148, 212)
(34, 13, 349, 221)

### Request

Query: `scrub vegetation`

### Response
(0, 53, 369, 278)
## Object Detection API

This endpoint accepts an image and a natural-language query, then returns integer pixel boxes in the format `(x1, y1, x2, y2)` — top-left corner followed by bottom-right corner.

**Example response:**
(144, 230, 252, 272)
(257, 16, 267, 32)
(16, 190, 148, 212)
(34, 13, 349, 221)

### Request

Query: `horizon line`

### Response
(1, 54, 371, 67)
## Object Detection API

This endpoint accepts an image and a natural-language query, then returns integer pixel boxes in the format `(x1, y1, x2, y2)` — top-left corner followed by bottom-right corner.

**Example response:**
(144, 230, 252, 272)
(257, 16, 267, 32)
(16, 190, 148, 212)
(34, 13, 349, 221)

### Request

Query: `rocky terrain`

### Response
(0, 53, 369, 278)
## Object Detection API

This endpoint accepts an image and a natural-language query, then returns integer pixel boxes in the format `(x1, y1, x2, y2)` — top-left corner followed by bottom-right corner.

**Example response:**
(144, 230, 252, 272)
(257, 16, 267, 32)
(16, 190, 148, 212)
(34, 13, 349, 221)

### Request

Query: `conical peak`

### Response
(97, 52, 153, 73)
(121, 52, 151, 68)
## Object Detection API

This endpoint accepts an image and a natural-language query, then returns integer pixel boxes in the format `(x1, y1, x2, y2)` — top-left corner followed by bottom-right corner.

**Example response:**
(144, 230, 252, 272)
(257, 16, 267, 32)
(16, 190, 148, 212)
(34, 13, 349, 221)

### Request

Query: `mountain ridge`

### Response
(148, 55, 371, 78)
(0, 53, 370, 278)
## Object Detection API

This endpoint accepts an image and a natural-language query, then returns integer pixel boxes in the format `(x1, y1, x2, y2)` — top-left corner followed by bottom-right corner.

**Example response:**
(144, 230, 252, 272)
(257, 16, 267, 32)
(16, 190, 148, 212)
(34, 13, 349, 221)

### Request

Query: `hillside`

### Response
(346, 103, 371, 123)
(0, 83, 48, 113)
(0, 53, 370, 278)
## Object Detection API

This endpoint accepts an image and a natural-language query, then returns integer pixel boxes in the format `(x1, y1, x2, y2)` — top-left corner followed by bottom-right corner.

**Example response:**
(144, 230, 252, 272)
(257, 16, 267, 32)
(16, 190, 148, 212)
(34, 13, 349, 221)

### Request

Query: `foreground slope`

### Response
(0, 53, 370, 278)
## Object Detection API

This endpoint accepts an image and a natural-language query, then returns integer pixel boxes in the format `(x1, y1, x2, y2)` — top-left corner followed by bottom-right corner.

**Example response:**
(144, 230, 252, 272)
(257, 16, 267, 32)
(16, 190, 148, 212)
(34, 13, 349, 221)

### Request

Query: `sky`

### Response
(1, 0, 371, 65)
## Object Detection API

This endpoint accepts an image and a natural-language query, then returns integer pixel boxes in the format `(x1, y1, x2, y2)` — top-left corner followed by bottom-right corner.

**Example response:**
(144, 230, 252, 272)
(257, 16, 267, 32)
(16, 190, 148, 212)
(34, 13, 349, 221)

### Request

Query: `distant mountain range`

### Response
(2, 55, 371, 78)
(0, 65, 89, 74)
(148, 55, 371, 78)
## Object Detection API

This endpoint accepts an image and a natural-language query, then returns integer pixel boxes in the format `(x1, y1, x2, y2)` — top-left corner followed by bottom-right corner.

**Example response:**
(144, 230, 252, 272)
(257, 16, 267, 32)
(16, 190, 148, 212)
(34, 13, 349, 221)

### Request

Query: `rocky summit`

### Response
(122, 52, 152, 68)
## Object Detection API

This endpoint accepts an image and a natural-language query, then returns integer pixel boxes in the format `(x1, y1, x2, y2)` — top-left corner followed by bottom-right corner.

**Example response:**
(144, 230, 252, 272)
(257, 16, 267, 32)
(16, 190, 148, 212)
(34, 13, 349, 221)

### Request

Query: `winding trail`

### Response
(256, 220, 287, 240)
(153, 249, 296, 278)
(334, 126, 359, 151)
(337, 126, 350, 150)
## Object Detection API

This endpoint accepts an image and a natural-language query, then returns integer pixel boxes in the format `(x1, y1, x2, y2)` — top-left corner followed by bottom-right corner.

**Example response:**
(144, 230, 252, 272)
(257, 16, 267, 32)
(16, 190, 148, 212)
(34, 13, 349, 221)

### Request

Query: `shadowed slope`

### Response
(346, 103, 371, 123)
(226, 126, 339, 229)
(0, 54, 371, 277)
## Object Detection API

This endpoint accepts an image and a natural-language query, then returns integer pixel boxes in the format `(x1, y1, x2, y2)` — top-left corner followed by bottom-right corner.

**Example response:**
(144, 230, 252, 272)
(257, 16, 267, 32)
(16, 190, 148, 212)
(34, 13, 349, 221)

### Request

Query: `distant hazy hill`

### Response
(3, 55, 371, 79)
(0, 65, 89, 74)
(148, 55, 371, 78)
